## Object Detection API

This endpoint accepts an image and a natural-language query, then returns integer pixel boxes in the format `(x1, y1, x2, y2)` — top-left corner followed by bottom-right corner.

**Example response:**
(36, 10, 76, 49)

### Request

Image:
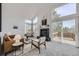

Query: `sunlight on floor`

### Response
(53, 37, 75, 46)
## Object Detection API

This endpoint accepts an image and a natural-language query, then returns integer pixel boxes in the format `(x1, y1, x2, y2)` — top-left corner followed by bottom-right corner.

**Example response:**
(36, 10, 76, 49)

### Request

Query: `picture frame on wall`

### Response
(42, 19, 47, 25)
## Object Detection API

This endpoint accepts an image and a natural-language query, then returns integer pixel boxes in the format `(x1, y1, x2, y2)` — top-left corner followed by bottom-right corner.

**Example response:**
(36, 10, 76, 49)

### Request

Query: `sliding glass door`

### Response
(52, 20, 75, 45)
(62, 20, 75, 45)
(52, 22, 62, 42)
(52, 3, 76, 45)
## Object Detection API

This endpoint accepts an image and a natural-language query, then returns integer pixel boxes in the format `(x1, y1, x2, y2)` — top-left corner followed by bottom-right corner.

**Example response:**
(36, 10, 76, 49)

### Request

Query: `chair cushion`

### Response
(13, 34, 21, 43)
(32, 38, 39, 42)
(40, 37, 46, 43)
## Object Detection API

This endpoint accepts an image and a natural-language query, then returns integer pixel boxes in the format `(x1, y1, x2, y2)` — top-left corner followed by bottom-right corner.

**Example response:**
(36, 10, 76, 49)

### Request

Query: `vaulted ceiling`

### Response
(2, 3, 66, 20)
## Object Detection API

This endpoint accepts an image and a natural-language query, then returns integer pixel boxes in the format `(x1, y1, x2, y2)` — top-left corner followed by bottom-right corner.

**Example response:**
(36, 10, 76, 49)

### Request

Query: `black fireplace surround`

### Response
(40, 28, 51, 41)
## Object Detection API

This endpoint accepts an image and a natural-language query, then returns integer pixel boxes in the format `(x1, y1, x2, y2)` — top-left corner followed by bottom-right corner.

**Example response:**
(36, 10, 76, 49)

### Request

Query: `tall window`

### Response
(25, 20, 32, 33)
(55, 3, 76, 17)
(25, 16, 38, 34)
(33, 16, 38, 35)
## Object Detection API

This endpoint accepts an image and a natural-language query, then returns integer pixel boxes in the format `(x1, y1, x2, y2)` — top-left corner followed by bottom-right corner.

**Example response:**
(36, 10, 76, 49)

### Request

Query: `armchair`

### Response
(31, 37, 46, 53)
(3, 34, 15, 55)
(3, 34, 24, 55)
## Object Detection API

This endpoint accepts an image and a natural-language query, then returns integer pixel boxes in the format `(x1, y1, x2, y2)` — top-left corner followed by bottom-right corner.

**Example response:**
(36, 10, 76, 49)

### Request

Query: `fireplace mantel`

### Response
(40, 25, 49, 29)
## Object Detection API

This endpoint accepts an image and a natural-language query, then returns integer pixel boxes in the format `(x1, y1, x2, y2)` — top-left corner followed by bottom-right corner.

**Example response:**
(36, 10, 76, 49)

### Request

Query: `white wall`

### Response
(1, 3, 55, 43)
(2, 4, 26, 35)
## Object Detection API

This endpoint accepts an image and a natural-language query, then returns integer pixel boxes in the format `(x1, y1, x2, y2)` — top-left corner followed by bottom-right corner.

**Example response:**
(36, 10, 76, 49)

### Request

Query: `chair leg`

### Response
(39, 47, 40, 54)
(38, 43, 40, 54)
(31, 40, 33, 49)
(22, 44, 24, 54)
(44, 42, 46, 49)
(4, 53, 7, 56)
(31, 44, 32, 49)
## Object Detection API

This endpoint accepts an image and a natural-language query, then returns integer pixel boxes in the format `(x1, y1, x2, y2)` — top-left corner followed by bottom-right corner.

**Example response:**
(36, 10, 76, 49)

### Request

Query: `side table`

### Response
(12, 42, 24, 56)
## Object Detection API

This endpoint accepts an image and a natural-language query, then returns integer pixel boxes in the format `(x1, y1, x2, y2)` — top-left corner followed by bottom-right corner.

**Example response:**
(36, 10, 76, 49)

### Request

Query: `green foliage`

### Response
(53, 22, 62, 32)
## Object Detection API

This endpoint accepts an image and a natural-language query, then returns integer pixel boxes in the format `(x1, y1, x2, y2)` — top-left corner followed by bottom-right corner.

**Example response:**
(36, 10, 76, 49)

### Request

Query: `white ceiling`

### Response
(2, 3, 66, 20)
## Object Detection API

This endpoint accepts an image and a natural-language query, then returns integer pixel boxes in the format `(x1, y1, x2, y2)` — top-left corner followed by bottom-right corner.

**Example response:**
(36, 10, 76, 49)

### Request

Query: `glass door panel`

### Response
(52, 22, 62, 42)
(52, 20, 75, 45)
(62, 20, 75, 45)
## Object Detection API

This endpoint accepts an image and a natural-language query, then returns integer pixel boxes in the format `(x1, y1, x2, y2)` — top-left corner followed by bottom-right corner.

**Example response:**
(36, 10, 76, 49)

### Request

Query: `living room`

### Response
(0, 3, 79, 56)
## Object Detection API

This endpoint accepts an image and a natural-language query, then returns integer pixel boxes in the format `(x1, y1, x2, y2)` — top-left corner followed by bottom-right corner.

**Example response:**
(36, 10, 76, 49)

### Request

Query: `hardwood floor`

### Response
(6, 40, 79, 56)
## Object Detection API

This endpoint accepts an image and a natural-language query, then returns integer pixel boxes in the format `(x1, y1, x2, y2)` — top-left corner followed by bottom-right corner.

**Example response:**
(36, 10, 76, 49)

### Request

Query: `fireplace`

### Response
(40, 28, 51, 41)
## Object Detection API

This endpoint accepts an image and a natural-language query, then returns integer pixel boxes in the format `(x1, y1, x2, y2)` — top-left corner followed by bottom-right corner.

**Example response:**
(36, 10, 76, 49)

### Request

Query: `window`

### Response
(33, 16, 38, 24)
(63, 20, 75, 33)
(55, 3, 76, 17)
(25, 16, 38, 34)
(32, 17, 38, 35)
(63, 20, 75, 29)
(25, 20, 32, 24)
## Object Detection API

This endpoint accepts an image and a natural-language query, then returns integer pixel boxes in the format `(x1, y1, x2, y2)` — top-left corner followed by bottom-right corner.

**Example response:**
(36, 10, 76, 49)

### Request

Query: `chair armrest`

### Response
(32, 39, 39, 43)
(20, 38, 24, 43)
